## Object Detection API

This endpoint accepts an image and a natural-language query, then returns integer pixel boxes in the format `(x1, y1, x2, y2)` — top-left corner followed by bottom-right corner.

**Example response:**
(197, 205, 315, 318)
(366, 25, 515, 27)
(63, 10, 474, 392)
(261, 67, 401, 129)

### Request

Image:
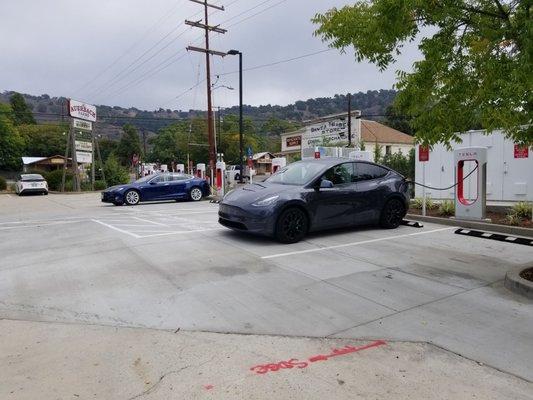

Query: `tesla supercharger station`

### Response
(176, 164, 185, 174)
(272, 157, 286, 173)
(216, 161, 226, 197)
(454, 146, 488, 220)
(196, 163, 206, 179)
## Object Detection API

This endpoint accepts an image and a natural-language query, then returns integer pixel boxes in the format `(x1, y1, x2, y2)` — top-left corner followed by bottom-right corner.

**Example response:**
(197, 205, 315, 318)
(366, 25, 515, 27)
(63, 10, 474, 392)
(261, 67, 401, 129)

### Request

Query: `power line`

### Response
(72, 0, 187, 97)
(94, 0, 280, 103)
(88, 0, 241, 102)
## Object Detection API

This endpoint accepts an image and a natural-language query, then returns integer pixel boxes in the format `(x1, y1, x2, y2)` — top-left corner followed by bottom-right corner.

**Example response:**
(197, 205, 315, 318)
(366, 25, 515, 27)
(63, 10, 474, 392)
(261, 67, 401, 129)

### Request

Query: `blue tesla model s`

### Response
(101, 172, 210, 206)
(218, 158, 410, 243)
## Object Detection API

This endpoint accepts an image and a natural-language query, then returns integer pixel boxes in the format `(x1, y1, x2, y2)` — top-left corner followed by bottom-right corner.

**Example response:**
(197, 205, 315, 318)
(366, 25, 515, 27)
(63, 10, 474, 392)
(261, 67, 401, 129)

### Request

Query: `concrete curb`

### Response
(406, 213, 533, 238)
(504, 266, 533, 299)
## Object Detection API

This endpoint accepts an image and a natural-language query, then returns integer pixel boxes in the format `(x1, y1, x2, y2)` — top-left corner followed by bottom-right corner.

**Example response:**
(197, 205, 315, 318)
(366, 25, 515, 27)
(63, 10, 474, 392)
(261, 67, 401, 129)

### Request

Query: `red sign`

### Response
(247, 158, 253, 168)
(419, 145, 429, 162)
(286, 135, 301, 147)
(514, 145, 529, 159)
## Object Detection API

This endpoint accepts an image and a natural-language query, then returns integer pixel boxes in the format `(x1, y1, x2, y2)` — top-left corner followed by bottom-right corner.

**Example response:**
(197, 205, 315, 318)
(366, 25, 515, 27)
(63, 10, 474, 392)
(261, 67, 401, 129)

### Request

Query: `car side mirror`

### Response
(316, 179, 333, 190)
(149, 181, 157, 185)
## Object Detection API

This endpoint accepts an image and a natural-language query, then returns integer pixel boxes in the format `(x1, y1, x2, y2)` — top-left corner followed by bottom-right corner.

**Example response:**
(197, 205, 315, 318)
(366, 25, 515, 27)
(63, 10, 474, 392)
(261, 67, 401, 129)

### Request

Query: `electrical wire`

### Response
(407, 165, 479, 191)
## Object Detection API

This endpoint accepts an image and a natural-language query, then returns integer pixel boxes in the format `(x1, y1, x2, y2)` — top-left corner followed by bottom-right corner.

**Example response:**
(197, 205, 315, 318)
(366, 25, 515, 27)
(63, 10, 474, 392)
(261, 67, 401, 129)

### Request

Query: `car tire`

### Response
(44, 192, 48, 195)
(124, 190, 140, 206)
(275, 207, 308, 244)
(189, 186, 203, 202)
(379, 198, 405, 229)
(235, 173, 240, 181)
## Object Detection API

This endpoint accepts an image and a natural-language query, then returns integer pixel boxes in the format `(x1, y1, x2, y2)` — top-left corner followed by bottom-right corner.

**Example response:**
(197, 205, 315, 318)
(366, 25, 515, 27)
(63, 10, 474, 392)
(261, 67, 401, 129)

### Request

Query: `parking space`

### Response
(0, 193, 532, 382)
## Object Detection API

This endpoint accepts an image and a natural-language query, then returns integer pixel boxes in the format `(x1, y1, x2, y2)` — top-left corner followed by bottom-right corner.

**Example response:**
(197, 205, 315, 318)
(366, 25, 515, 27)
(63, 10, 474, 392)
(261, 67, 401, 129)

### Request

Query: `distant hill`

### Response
(0, 89, 397, 139)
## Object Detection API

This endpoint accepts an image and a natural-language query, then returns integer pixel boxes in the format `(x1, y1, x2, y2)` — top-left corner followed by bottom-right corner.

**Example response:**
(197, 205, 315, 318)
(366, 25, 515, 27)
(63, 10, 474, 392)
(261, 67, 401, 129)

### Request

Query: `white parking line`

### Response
(91, 219, 141, 238)
(132, 216, 169, 226)
(138, 228, 225, 238)
(261, 227, 456, 259)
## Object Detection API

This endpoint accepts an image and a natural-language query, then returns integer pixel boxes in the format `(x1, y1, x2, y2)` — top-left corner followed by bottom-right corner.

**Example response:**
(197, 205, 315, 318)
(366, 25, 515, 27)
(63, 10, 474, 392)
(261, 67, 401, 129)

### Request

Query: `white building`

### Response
(415, 130, 532, 202)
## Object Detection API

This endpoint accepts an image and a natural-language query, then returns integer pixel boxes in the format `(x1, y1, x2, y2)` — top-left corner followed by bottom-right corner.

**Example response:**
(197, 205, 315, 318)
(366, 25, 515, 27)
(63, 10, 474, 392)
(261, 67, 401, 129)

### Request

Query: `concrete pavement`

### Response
(0, 192, 532, 398)
(2, 319, 532, 400)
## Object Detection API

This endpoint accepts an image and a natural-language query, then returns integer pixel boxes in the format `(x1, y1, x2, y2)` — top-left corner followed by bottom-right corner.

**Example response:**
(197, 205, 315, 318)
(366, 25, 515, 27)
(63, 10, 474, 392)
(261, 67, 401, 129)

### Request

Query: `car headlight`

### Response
(252, 195, 279, 207)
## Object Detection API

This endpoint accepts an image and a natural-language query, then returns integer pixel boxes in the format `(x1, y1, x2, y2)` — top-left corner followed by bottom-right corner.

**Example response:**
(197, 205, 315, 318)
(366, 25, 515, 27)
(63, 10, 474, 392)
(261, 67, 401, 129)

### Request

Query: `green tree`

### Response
(219, 115, 260, 164)
(384, 105, 413, 136)
(148, 122, 188, 164)
(0, 104, 25, 170)
(313, 1, 532, 145)
(18, 123, 68, 156)
(9, 93, 36, 125)
(97, 138, 119, 163)
(116, 124, 142, 165)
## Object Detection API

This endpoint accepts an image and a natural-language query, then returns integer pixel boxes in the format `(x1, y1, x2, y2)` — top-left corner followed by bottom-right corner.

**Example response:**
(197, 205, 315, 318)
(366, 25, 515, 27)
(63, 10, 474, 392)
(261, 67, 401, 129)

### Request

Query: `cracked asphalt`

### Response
(0, 193, 532, 399)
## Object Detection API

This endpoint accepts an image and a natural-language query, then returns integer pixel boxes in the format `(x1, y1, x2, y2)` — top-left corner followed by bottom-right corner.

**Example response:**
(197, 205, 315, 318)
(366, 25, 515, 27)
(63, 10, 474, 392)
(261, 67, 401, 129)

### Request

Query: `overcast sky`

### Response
(0, 0, 422, 111)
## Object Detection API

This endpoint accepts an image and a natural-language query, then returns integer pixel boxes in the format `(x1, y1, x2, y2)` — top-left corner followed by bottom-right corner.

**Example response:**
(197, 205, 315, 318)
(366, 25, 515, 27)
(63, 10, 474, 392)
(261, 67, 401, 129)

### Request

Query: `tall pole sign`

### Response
(419, 145, 429, 216)
(65, 99, 97, 192)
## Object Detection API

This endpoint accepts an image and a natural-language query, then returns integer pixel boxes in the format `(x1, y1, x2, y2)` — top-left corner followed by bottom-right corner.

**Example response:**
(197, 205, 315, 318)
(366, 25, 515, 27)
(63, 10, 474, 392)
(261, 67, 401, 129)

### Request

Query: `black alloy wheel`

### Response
(380, 198, 405, 229)
(276, 207, 308, 243)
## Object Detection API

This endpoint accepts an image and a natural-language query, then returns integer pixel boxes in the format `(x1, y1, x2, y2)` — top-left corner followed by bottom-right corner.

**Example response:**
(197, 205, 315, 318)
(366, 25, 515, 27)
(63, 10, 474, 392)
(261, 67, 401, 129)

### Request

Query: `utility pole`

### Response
(186, 0, 227, 182)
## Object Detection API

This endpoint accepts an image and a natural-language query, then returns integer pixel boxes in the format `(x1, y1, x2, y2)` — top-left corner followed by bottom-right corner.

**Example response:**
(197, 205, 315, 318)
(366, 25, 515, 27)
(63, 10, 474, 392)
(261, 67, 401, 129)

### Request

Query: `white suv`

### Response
(15, 174, 48, 195)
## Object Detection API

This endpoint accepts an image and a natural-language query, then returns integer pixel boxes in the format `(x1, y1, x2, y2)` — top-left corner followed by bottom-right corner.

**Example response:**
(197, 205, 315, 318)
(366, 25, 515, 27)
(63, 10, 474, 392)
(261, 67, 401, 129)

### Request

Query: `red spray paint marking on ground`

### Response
(204, 384, 214, 390)
(250, 340, 387, 375)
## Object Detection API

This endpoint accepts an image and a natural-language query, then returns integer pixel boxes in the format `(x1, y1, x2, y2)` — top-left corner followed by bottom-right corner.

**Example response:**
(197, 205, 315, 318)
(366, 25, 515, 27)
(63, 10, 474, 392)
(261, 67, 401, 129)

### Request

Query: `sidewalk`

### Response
(1, 319, 531, 400)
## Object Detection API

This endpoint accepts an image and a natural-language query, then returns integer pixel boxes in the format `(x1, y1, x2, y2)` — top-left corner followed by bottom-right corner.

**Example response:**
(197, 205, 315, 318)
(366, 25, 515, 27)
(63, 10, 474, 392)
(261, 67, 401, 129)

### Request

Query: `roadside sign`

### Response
(514, 145, 529, 159)
(76, 151, 92, 164)
(75, 140, 93, 152)
(247, 146, 253, 158)
(132, 154, 139, 165)
(419, 145, 429, 162)
(68, 99, 97, 122)
(72, 118, 93, 131)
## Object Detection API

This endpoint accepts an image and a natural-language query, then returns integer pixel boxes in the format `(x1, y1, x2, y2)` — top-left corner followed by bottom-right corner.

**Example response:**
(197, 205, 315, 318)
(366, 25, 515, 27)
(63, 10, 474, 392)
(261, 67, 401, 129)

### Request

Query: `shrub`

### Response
(45, 169, 73, 191)
(0, 176, 6, 191)
(94, 180, 107, 190)
(506, 202, 532, 224)
(412, 197, 437, 210)
(103, 154, 129, 186)
(438, 200, 455, 216)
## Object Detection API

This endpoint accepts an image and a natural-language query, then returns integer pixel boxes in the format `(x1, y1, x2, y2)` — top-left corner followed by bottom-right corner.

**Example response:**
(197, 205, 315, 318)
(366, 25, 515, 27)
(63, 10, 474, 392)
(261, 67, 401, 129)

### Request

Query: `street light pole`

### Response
(228, 49, 243, 183)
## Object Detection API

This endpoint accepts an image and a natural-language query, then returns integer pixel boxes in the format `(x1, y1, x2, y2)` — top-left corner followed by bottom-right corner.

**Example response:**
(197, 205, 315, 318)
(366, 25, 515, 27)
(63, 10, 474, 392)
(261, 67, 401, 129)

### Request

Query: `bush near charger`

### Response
(45, 169, 74, 191)
(506, 202, 532, 225)
(0, 176, 6, 191)
(438, 200, 455, 216)
(94, 180, 107, 190)
(412, 197, 437, 210)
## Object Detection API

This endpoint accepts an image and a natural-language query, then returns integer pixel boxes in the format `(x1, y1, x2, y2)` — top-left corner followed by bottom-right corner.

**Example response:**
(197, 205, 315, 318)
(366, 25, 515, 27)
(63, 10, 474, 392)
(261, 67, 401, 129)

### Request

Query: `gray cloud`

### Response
(0, 0, 422, 110)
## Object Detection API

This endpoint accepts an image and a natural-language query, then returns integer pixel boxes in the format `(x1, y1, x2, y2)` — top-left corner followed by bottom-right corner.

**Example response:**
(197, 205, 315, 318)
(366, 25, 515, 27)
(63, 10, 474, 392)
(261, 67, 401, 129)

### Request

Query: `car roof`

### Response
(298, 157, 386, 168)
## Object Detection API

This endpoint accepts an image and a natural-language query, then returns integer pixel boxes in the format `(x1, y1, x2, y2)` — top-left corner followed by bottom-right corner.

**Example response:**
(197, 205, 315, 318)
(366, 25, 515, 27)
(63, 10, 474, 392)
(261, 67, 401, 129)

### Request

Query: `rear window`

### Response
(21, 174, 45, 182)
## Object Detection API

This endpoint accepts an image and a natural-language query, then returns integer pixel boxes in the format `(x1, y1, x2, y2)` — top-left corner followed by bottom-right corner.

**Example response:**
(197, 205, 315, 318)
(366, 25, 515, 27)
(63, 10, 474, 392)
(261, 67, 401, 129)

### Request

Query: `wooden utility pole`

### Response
(186, 0, 227, 179)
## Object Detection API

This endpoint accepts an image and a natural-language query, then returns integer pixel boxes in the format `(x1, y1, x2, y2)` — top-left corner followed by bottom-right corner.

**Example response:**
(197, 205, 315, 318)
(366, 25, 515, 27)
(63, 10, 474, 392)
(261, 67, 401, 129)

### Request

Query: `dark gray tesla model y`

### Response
(218, 158, 410, 243)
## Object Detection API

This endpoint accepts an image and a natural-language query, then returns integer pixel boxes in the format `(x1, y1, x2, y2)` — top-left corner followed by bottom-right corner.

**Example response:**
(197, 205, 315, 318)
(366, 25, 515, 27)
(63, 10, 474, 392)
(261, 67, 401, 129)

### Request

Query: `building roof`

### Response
(252, 152, 275, 160)
(361, 120, 414, 145)
(21, 157, 47, 165)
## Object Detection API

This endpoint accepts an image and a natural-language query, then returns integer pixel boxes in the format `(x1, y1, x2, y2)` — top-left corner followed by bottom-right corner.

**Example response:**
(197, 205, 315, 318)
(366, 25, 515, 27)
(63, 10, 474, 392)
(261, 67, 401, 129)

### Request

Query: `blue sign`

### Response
(247, 146, 253, 158)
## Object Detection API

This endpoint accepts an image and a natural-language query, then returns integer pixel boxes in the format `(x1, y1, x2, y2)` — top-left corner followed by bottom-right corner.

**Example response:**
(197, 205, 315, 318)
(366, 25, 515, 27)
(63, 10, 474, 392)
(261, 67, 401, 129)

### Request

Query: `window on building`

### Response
(386, 145, 392, 155)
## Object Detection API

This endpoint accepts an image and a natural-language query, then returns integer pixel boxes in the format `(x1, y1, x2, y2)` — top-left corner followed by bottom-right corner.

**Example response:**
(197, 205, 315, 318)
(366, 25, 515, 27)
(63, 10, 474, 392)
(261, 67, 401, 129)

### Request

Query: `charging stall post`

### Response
(176, 164, 185, 174)
(216, 161, 226, 198)
(196, 163, 206, 180)
(454, 147, 487, 220)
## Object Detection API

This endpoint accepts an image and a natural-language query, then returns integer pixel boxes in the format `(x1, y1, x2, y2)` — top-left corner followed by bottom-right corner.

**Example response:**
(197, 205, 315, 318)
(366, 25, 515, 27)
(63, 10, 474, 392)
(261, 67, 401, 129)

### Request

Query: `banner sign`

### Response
(285, 135, 301, 148)
(76, 151, 92, 164)
(69, 99, 97, 122)
(514, 144, 529, 159)
(75, 140, 93, 152)
(72, 118, 93, 131)
(302, 118, 360, 150)
(419, 145, 429, 162)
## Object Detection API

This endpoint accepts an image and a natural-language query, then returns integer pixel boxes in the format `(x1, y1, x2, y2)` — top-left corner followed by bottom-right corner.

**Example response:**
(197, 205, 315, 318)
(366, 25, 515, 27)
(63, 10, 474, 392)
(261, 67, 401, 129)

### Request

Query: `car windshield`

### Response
(265, 161, 325, 186)
(135, 175, 158, 183)
(21, 174, 44, 181)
